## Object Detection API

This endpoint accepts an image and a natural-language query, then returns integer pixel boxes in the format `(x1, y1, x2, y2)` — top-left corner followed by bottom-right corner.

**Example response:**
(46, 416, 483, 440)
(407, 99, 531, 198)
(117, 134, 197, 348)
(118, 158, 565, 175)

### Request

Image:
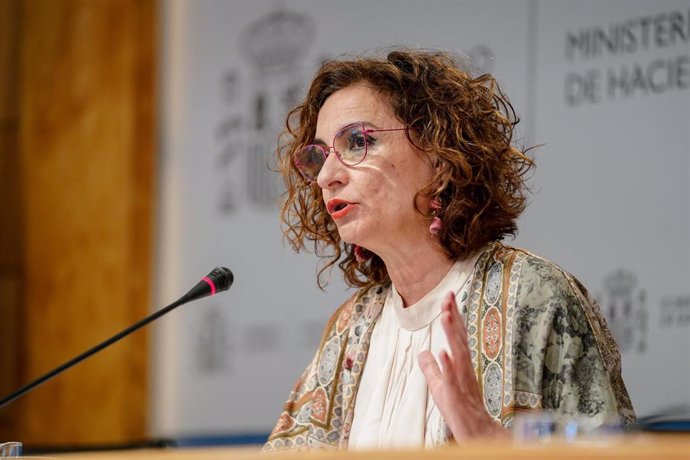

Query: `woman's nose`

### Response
(316, 148, 347, 189)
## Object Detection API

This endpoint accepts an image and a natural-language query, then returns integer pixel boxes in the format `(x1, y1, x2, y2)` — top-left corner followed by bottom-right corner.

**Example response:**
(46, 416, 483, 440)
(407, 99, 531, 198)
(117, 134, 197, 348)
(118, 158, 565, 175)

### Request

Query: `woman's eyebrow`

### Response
(345, 120, 381, 130)
(310, 121, 385, 146)
(359, 121, 381, 129)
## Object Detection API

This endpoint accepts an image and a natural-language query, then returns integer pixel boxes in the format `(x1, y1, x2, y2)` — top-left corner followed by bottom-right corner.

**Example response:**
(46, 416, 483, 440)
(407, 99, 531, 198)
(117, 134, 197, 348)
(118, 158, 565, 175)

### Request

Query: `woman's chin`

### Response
(335, 225, 360, 245)
(336, 221, 380, 250)
(339, 235, 357, 245)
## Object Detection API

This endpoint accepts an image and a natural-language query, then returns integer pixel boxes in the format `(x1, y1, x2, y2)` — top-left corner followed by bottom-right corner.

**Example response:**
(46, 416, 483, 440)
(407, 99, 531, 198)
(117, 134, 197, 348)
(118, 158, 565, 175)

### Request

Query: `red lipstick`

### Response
(327, 198, 356, 219)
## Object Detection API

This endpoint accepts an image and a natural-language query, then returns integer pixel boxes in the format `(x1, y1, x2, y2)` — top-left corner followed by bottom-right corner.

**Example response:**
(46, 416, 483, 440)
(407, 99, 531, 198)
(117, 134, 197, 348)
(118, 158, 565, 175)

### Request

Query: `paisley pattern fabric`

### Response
(263, 243, 636, 451)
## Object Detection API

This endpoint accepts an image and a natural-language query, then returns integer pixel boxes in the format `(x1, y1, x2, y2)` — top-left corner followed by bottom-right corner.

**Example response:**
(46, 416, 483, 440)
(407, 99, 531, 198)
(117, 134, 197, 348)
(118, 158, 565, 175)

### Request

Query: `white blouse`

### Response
(349, 256, 479, 450)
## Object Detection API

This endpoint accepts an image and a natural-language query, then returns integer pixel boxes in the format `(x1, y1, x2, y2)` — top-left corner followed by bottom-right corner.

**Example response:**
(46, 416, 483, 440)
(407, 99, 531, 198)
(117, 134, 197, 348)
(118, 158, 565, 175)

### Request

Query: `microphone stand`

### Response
(0, 267, 233, 409)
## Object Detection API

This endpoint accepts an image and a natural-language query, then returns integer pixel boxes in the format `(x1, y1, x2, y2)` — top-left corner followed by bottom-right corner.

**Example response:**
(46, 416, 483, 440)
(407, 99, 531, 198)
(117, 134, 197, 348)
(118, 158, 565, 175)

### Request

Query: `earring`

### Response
(354, 245, 372, 264)
(429, 198, 443, 236)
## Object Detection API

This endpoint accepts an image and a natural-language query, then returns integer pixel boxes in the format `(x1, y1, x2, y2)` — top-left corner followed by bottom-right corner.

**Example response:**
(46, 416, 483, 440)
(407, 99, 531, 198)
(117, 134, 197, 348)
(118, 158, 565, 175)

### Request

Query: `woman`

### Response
(264, 49, 635, 451)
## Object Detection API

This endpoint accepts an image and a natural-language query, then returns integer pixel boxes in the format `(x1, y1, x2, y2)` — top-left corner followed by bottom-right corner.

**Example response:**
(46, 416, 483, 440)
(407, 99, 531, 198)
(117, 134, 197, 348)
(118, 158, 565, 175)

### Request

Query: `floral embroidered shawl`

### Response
(263, 243, 636, 451)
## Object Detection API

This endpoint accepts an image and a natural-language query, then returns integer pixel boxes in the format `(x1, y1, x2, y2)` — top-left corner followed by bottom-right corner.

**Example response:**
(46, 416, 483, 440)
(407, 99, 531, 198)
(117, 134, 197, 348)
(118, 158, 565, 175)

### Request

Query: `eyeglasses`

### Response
(293, 123, 408, 181)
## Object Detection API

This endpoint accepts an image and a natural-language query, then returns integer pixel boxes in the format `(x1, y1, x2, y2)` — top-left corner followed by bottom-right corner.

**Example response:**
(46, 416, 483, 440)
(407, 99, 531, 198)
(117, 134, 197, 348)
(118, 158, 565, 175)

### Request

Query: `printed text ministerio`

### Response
(564, 9, 690, 106)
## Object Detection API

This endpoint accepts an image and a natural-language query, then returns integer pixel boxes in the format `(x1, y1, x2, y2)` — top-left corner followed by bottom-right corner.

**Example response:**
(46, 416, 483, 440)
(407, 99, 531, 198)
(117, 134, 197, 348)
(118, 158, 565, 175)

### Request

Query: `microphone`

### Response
(0, 267, 234, 409)
(178, 266, 234, 303)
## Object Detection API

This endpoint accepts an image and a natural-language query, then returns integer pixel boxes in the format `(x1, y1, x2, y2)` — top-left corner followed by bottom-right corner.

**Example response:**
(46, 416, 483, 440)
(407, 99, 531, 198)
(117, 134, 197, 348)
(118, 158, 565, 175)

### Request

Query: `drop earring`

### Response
(354, 245, 372, 264)
(429, 198, 443, 236)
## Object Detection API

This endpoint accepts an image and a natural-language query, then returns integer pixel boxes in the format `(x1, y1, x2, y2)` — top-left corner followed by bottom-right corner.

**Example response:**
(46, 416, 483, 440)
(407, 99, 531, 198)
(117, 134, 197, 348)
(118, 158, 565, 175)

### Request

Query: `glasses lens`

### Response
(334, 125, 367, 165)
(294, 145, 325, 180)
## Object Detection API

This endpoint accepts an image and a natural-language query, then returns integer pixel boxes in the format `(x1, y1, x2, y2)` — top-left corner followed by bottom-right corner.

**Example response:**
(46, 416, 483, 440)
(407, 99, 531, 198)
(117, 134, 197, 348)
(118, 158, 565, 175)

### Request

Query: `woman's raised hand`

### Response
(418, 292, 510, 442)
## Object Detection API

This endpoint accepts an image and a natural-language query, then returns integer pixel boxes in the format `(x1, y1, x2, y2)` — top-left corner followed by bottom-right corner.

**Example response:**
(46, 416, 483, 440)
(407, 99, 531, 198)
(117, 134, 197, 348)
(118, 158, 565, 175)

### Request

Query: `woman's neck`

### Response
(378, 241, 454, 308)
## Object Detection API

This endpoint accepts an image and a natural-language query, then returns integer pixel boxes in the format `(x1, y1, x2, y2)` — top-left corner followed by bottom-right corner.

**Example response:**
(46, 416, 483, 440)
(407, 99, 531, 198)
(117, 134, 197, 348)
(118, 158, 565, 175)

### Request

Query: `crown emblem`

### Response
(604, 268, 636, 297)
(240, 7, 315, 72)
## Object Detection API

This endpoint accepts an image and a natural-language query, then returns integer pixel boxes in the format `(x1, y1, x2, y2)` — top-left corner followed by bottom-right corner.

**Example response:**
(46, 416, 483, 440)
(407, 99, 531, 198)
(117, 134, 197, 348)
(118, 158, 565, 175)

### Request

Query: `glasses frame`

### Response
(294, 123, 409, 181)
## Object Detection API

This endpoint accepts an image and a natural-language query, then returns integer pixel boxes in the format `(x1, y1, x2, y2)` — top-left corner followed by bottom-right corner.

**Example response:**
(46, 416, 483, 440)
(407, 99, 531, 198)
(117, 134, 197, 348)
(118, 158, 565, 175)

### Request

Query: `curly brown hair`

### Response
(277, 49, 534, 290)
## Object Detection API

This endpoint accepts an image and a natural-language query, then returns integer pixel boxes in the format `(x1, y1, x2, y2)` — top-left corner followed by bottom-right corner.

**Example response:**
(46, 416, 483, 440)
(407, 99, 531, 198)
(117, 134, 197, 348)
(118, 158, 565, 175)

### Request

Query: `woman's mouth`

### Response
(327, 199, 356, 219)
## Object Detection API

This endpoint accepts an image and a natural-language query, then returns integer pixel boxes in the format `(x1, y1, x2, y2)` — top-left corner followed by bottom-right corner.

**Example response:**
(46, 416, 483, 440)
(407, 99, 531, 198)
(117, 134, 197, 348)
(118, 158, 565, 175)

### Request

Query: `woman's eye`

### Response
(347, 131, 367, 150)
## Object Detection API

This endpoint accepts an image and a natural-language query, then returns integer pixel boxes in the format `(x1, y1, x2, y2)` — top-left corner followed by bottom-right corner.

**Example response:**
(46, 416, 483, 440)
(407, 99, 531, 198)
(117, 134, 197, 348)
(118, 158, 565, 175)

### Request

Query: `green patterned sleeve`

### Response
(514, 256, 636, 429)
(263, 293, 358, 451)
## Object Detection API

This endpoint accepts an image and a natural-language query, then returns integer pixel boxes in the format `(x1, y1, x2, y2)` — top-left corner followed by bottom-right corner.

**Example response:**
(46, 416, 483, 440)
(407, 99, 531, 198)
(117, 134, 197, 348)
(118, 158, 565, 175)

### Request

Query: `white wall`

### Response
(153, 0, 690, 436)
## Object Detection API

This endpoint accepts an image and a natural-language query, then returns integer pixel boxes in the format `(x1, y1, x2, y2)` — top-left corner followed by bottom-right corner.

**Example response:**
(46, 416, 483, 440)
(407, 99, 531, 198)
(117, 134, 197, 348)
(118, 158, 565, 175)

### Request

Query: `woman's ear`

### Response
(431, 155, 443, 172)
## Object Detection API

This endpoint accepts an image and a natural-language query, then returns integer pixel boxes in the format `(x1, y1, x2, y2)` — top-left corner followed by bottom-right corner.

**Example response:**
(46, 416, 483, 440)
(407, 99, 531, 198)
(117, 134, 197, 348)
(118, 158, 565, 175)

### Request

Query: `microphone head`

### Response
(179, 266, 235, 304)
(207, 267, 234, 292)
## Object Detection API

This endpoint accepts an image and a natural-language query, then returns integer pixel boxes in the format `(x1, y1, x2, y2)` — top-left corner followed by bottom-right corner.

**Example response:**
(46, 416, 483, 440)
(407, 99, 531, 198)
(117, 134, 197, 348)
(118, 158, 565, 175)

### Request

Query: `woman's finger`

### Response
(443, 290, 465, 325)
(438, 349, 460, 388)
(441, 294, 471, 365)
(419, 350, 444, 392)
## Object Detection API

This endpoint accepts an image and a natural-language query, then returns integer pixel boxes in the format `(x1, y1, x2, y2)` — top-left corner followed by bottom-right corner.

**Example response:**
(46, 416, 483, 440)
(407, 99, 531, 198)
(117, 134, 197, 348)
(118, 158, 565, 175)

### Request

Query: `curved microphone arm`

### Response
(0, 267, 234, 409)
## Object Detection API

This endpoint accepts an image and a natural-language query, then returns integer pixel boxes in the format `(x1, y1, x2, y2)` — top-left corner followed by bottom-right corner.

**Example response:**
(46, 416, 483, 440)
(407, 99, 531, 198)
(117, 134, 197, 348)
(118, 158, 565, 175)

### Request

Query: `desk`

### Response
(54, 433, 689, 460)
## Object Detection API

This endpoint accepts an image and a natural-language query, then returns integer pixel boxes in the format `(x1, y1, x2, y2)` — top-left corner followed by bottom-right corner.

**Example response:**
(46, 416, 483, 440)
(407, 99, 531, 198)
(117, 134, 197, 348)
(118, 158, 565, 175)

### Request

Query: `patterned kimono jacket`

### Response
(264, 243, 636, 451)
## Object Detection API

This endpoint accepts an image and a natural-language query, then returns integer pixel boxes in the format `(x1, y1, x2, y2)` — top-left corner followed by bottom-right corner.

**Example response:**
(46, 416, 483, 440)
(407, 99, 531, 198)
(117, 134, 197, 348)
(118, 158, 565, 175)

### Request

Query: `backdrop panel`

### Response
(154, 0, 689, 437)
(521, 0, 690, 417)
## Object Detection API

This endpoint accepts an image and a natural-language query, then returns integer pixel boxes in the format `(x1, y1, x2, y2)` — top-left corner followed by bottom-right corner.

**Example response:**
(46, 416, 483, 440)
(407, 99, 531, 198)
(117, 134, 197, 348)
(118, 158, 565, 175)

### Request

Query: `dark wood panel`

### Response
(0, 0, 157, 445)
(0, 0, 19, 123)
(0, 0, 24, 437)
